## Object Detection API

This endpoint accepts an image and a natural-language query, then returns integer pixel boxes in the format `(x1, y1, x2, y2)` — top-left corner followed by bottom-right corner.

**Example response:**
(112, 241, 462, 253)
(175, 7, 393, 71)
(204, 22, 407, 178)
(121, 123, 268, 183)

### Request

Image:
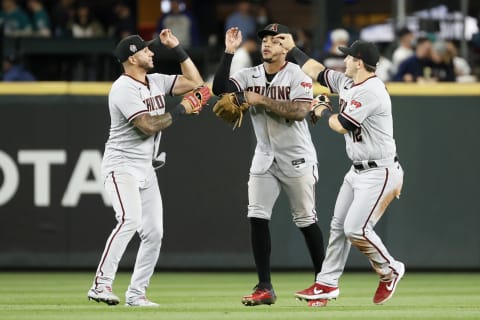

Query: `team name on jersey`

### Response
(246, 86, 290, 100)
(143, 95, 166, 112)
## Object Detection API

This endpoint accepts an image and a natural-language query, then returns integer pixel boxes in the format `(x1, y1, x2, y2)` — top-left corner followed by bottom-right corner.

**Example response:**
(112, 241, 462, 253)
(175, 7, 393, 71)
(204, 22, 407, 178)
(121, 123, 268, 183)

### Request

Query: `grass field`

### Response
(0, 271, 479, 320)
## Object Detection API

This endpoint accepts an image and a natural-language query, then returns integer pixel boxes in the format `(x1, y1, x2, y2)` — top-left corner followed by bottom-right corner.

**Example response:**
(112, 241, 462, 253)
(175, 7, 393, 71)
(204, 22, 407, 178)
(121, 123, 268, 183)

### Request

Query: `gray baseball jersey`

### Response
(230, 62, 317, 177)
(315, 69, 404, 287)
(92, 72, 177, 301)
(102, 73, 178, 180)
(322, 70, 396, 162)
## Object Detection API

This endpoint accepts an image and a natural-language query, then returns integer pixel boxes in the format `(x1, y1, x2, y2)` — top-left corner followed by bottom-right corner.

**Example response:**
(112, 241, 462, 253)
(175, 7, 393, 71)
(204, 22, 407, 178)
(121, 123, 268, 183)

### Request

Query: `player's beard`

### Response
(139, 60, 154, 71)
(262, 57, 273, 63)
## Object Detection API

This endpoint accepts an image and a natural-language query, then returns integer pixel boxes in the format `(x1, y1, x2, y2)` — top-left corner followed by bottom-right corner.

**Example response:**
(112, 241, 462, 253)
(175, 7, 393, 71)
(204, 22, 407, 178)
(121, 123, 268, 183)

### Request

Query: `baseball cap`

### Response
(338, 40, 380, 67)
(257, 23, 290, 39)
(114, 35, 154, 63)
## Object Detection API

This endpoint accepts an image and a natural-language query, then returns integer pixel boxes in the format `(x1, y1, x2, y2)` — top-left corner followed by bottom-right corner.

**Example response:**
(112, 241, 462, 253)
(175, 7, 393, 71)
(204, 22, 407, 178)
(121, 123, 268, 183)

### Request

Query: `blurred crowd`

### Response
(0, 0, 135, 39)
(1, 0, 479, 82)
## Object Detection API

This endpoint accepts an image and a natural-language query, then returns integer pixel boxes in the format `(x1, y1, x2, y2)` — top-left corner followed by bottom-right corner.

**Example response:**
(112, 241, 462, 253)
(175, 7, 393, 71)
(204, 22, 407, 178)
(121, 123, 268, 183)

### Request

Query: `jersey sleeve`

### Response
(289, 65, 313, 102)
(339, 89, 379, 126)
(320, 69, 350, 94)
(149, 73, 178, 96)
(229, 68, 250, 91)
(110, 83, 149, 122)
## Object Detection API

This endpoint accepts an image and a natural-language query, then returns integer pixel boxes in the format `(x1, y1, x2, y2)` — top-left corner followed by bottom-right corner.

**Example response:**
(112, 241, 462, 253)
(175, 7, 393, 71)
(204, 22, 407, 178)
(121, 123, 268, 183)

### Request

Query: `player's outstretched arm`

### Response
(212, 27, 243, 95)
(158, 29, 204, 94)
(311, 105, 348, 134)
(245, 91, 310, 121)
(275, 33, 326, 81)
(133, 113, 173, 136)
(132, 87, 211, 135)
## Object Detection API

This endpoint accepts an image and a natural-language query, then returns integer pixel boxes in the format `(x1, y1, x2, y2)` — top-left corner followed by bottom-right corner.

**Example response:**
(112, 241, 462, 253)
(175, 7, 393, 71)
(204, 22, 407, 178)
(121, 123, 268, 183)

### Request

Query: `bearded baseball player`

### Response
(212, 24, 326, 306)
(87, 30, 210, 307)
(276, 34, 404, 307)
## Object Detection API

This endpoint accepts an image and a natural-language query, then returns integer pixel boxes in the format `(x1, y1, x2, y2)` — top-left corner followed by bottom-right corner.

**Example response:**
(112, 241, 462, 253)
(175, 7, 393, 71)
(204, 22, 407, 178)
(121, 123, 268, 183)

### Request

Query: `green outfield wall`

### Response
(0, 83, 478, 270)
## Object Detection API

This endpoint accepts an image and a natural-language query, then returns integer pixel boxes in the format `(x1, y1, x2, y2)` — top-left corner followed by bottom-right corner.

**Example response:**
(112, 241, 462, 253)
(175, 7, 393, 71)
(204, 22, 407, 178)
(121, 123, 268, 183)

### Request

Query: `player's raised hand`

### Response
(275, 33, 295, 52)
(159, 29, 179, 48)
(225, 27, 243, 54)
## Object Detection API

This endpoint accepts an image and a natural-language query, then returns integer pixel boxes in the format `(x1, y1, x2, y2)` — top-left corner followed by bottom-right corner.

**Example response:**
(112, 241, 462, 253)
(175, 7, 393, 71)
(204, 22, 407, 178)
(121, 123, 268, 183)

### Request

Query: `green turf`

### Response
(0, 271, 479, 320)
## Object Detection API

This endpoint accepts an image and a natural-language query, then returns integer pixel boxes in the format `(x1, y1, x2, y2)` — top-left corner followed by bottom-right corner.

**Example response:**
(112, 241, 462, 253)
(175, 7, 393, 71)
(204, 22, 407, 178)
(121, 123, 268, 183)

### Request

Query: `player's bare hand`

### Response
(159, 29, 179, 48)
(225, 27, 242, 54)
(275, 33, 295, 51)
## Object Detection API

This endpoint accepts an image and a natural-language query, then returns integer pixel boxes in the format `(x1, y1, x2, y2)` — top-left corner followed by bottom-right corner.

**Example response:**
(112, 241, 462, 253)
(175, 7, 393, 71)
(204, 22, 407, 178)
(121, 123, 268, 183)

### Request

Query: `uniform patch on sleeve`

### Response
(348, 99, 362, 111)
(300, 82, 312, 95)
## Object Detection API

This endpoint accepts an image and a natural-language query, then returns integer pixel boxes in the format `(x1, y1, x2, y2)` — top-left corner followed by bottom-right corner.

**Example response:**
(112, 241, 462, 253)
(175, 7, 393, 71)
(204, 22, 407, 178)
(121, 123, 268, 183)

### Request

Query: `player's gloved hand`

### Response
(212, 91, 250, 129)
(310, 93, 333, 124)
(182, 85, 212, 114)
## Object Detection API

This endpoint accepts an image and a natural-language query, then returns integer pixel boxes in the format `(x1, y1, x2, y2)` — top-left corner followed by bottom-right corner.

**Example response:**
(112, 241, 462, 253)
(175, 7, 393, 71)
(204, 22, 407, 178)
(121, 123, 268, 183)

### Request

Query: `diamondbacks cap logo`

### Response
(270, 24, 278, 32)
(129, 44, 138, 53)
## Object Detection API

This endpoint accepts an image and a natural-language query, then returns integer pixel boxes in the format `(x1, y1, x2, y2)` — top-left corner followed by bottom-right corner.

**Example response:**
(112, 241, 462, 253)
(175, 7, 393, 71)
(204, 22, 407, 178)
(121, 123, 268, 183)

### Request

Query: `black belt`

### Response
(353, 156, 398, 171)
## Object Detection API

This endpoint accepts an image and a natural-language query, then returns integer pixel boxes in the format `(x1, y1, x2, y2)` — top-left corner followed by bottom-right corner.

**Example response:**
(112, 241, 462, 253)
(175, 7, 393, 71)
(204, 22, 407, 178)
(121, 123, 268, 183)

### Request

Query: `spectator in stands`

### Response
(2, 52, 35, 81)
(225, 1, 256, 39)
(376, 55, 394, 82)
(155, 0, 199, 47)
(318, 28, 350, 72)
(391, 27, 414, 75)
(430, 40, 455, 82)
(392, 37, 433, 82)
(71, 2, 105, 38)
(445, 40, 474, 82)
(230, 35, 259, 75)
(108, 1, 136, 40)
(294, 28, 317, 59)
(255, 4, 270, 31)
(51, 0, 75, 37)
(0, 0, 32, 36)
(26, 0, 51, 37)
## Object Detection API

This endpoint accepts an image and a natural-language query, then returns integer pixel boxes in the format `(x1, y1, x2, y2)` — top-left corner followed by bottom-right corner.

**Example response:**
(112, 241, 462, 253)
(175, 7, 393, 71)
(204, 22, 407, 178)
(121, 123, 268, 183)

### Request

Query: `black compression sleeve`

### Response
(169, 103, 186, 122)
(171, 45, 189, 63)
(316, 70, 327, 87)
(287, 47, 310, 67)
(320, 108, 333, 119)
(212, 53, 237, 95)
(337, 113, 358, 131)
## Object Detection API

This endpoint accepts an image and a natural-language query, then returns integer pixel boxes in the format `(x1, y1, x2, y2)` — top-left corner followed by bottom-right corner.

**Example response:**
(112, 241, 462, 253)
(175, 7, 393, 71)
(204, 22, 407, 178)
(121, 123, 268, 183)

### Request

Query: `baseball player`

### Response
(212, 24, 325, 306)
(276, 34, 404, 307)
(87, 30, 210, 307)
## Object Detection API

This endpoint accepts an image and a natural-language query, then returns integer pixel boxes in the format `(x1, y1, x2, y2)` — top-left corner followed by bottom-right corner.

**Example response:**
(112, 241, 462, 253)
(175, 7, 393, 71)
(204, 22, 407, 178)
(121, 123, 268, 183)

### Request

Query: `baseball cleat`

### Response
(295, 282, 339, 300)
(241, 285, 276, 306)
(87, 285, 120, 305)
(307, 299, 329, 307)
(373, 262, 405, 305)
(125, 296, 160, 307)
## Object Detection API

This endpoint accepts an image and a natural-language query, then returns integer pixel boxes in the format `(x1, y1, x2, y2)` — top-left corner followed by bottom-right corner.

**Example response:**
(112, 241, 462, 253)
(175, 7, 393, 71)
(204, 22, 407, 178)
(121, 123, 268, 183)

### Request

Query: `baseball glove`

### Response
(182, 85, 211, 114)
(310, 93, 333, 124)
(212, 91, 250, 129)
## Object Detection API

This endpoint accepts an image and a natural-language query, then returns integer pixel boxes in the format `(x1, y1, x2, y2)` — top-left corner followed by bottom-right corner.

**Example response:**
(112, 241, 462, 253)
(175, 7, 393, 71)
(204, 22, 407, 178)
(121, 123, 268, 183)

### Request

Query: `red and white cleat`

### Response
(307, 299, 329, 307)
(241, 286, 276, 306)
(295, 282, 340, 301)
(373, 262, 405, 305)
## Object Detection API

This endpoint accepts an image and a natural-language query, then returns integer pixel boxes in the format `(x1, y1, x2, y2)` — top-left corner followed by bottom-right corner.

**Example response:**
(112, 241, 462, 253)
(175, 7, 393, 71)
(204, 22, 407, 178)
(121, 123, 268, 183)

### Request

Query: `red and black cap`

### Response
(114, 35, 155, 63)
(257, 23, 290, 39)
(338, 40, 380, 67)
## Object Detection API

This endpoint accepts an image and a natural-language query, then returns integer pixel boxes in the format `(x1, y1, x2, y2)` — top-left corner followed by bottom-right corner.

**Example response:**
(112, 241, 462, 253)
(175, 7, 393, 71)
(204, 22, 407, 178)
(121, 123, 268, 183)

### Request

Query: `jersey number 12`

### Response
(350, 127, 362, 142)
